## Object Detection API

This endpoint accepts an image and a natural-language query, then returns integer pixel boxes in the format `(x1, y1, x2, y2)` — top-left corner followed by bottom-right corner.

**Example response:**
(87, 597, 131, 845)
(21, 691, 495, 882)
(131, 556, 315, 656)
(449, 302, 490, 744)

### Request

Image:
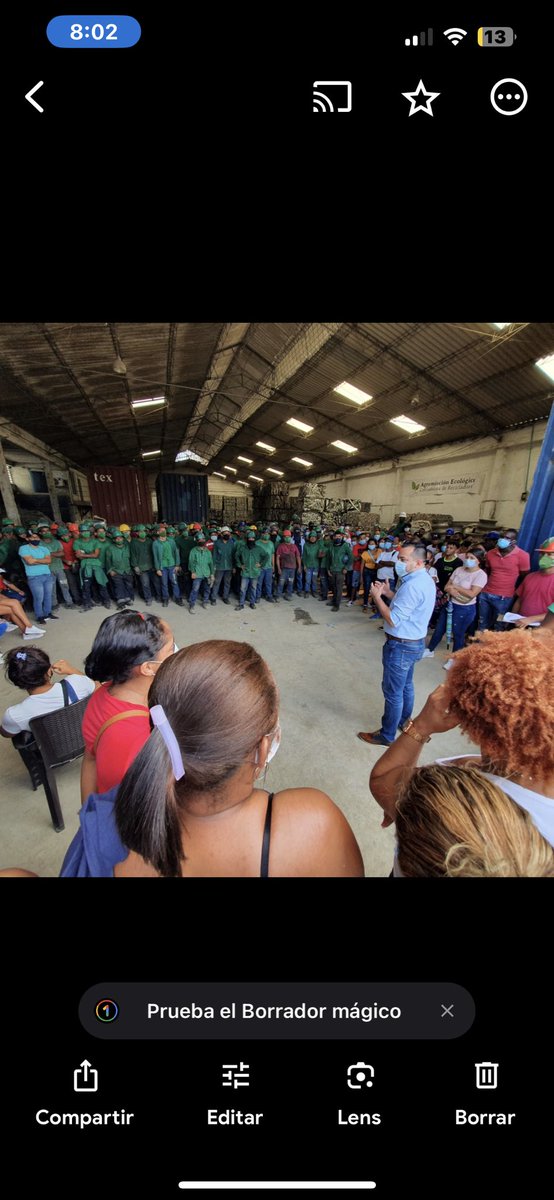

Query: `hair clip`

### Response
(150, 704, 185, 780)
(16, 651, 27, 660)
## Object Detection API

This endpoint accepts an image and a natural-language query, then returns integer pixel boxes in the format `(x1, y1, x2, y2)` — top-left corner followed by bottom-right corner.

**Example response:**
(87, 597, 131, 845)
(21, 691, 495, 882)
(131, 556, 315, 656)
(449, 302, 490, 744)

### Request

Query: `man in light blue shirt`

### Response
(358, 542, 436, 745)
(18, 530, 55, 624)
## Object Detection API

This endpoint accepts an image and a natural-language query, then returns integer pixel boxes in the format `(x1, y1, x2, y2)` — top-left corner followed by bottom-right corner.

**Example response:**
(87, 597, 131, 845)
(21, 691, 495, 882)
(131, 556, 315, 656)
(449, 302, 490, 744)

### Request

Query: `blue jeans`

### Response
(27, 573, 54, 619)
(239, 576, 257, 606)
(134, 569, 153, 602)
(277, 567, 296, 597)
(211, 569, 233, 601)
(158, 567, 180, 600)
(256, 568, 273, 601)
(380, 636, 425, 744)
(428, 602, 476, 652)
(303, 567, 318, 595)
(189, 577, 210, 606)
(478, 592, 513, 631)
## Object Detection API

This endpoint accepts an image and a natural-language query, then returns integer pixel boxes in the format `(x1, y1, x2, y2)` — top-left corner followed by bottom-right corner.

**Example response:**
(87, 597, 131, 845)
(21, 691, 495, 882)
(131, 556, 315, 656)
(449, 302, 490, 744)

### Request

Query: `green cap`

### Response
(178, 522, 188, 531)
(79, 522, 92, 532)
(15, 525, 26, 535)
(1, 517, 14, 526)
(134, 524, 146, 531)
(57, 526, 69, 536)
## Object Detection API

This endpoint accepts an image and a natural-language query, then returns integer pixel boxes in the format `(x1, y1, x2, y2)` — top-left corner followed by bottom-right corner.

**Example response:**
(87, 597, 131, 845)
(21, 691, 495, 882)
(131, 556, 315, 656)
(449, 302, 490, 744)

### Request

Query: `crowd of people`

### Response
(1, 508, 553, 878)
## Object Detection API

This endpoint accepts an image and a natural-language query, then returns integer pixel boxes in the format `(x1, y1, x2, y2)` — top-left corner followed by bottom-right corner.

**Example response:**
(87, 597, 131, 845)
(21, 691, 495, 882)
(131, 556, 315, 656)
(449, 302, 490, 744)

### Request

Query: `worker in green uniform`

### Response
(130, 524, 157, 604)
(255, 529, 275, 603)
(317, 529, 333, 600)
(105, 530, 134, 607)
(175, 524, 197, 601)
(234, 528, 264, 611)
(93, 523, 109, 570)
(209, 525, 235, 605)
(326, 530, 353, 611)
(301, 530, 320, 598)
(188, 532, 214, 613)
(152, 526, 182, 607)
(72, 523, 112, 612)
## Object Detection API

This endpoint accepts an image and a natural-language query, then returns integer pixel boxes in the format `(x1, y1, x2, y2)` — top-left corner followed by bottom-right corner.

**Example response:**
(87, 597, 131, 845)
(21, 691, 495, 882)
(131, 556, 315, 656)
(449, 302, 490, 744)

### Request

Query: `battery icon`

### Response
(475, 1062, 499, 1089)
(478, 27, 516, 46)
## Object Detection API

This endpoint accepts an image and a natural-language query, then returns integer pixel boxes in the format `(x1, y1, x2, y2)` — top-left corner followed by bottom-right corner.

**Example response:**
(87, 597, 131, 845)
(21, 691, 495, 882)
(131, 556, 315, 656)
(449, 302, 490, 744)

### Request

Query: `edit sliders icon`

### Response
(313, 81, 352, 112)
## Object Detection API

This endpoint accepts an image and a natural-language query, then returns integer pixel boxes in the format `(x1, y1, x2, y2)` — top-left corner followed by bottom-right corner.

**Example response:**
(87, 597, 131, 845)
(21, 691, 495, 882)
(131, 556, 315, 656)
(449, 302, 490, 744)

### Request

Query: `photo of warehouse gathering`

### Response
(0, 322, 552, 877)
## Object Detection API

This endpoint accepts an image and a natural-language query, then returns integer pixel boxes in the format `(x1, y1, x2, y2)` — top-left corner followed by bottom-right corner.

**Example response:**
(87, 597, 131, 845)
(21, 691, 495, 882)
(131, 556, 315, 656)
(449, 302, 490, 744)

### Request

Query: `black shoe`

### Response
(201, 602, 207, 609)
(36, 618, 47, 625)
(145, 599, 152, 605)
(235, 605, 244, 611)
(103, 602, 112, 609)
(117, 601, 127, 609)
(222, 598, 230, 604)
(175, 598, 184, 607)
(188, 605, 195, 614)
(44, 614, 59, 620)
(331, 606, 339, 612)
(283, 595, 291, 601)
(62, 603, 73, 610)
(162, 599, 169, 607)
(79, 605, 92, 613)
(249, 603, 256, 610)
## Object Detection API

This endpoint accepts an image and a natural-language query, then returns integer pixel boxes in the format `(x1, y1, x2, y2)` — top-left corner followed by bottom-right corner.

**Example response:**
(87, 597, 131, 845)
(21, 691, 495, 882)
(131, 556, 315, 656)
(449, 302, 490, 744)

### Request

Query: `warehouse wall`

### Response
(289, 422, 546, 529)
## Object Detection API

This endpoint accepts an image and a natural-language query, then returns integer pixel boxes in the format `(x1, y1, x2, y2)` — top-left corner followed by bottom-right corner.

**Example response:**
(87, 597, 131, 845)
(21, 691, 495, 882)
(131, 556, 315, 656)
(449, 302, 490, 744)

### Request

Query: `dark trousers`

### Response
(135, 569, 154, 602)
(82, 576, 110, 606)
(111, 572, 135, 603)
(63, 566, 82, 604)
(319, 567, 330, 599)
(331, 571, 345, 608)
(362, 567, 376, 605)
(211, 569, 232, 601)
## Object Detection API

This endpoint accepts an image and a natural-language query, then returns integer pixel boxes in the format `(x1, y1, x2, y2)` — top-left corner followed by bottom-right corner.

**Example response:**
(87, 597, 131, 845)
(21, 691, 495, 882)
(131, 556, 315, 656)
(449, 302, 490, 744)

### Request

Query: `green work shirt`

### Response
(302, 541, 320, 568)
(234, 543, 264, 579)
(212, 539, 235, 571)
(105, 543, 132, 574)
(188, 547, 214, 579)
(41, 537, 65, 574)
(93, 537, 109, 568)
(130, 538, 154, 572)
(328, 542, 354, 573)
(152, 539, 179, 570)
(175, 533, 196, 568)
(256, 540, 273, 570)
(72, 538, 109, 584)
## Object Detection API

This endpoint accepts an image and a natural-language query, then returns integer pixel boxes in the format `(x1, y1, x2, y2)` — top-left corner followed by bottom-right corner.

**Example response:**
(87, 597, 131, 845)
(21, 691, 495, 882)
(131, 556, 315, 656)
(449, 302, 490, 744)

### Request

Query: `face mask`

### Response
(395, 560, 408, 577)
(223, 534, 230, 540)
(29, 538, 40, 545)
(334, 537, 342, 545)
(211, 535, 218, 542)
(368, 543, 376, 550)
(464, 558, 477, 568)
(255, 723, 281, 766)
(284, 537, 292, 543)
(539, 555, 554, 570)
(247, 539, 256, 546)
(497, 538, 511, 549)
(441, 545, 447, 552)
(383, 542, 392, 550)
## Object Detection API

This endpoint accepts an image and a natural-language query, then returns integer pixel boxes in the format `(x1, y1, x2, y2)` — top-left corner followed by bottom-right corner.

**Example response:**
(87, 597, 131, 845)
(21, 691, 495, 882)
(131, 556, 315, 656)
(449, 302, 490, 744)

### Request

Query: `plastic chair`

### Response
(28, 696, 91, 832)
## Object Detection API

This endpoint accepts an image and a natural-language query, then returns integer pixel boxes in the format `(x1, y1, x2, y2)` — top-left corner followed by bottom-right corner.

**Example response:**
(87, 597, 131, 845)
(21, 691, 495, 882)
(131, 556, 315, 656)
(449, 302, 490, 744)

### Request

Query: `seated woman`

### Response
(1, 646, 96, 738)
(0, 571, 44, 641)
(80, 610, 176, 801)
(62, 639, 364, 877)
(370, 631, 554, 849)
(395, 763, 554, 877)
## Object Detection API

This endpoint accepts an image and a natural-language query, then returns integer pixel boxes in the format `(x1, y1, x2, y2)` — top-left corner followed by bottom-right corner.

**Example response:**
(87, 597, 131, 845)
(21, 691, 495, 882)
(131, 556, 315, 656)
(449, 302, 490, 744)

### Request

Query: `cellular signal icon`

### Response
(443, 28, 468, 45)
(312, 81, 352, 113)
(405, 29, 433, 46)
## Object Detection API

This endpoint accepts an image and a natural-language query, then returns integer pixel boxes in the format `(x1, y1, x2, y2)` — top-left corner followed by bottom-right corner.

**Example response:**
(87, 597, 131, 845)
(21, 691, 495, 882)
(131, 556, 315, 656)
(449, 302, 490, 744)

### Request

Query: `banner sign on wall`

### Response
(410, 474, 482, 495)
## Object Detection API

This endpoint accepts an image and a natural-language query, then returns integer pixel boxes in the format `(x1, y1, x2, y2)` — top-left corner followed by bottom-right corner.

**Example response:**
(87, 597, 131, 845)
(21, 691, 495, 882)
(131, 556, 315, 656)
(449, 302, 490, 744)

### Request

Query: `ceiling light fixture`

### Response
(131, 396, 166, 409)
(237, 455, 253, 464)
(223, 466, 237, 473)
(286, 417, 314, 433)
(237, 480, 250, 486)
(175, 450, 208, 464)
(249, 474, 264, 482)
(141, 449, 162, 457)
(291, 456, 313, 467)
(390, 415, 426, 434)
(333, 381, 372, 405)
(266, 467, 284, 476)
(492, 323, 511, 330)
(535, 353, 554, 382)
(331, 440, 358, 453)
(212, 471, 226, 478)
(256, 441, 276, 452)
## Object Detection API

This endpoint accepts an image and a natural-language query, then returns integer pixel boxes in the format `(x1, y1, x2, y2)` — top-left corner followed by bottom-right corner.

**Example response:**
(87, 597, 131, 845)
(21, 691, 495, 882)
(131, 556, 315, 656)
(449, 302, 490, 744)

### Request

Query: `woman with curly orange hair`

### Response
(370, 631, 554, 852)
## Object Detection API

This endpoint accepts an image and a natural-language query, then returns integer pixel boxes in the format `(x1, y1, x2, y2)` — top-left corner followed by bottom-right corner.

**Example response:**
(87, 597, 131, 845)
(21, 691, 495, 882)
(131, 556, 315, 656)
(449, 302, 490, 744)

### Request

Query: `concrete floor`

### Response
(0, 595, 475, 876)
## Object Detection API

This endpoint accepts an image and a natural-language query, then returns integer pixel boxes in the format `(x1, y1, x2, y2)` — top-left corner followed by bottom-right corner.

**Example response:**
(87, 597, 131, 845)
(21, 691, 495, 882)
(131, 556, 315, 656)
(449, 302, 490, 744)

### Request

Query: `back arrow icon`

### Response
(25, 81, 44, 113)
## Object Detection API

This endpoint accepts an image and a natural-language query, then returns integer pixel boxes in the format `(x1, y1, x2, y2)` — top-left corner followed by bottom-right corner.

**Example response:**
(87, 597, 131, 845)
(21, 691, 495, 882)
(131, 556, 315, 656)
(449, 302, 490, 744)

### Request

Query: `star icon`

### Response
(401, 79, 440, 116)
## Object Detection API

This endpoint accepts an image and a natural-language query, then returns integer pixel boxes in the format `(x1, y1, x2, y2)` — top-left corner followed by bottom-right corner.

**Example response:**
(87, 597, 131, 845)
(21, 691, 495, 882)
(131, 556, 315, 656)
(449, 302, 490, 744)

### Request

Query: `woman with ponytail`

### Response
(61, 639, 364, 877)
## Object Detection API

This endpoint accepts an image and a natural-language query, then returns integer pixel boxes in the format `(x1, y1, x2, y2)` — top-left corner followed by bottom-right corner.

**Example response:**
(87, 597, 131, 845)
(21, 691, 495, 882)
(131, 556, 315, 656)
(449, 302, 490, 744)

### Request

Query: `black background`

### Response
(2, 7, 552, 1196)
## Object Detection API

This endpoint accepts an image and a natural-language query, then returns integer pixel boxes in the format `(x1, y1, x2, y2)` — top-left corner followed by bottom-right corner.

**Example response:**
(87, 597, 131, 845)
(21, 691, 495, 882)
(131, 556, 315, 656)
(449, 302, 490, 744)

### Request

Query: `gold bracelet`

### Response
(400, 719, 431, 744)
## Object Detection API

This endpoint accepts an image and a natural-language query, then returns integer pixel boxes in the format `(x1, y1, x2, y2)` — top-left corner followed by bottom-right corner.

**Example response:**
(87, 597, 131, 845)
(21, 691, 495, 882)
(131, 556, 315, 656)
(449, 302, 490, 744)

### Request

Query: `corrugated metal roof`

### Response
(0, 322, 552, 480)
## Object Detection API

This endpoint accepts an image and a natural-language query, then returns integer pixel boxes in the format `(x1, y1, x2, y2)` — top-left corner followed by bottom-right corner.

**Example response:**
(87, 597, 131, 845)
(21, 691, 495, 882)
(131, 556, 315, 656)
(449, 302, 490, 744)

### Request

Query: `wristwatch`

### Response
(400, 719, 431, 744)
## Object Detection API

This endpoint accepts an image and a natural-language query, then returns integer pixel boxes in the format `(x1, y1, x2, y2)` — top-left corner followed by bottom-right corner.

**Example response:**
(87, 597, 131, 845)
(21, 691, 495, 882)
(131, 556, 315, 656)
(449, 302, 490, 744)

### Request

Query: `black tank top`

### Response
(260, 792, 273, 878)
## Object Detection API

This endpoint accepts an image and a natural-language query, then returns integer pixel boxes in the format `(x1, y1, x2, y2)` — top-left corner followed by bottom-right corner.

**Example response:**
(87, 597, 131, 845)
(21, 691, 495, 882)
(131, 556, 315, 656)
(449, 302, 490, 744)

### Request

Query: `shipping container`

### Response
(156, 472, 209, 525)
(87, 466, 153, 527)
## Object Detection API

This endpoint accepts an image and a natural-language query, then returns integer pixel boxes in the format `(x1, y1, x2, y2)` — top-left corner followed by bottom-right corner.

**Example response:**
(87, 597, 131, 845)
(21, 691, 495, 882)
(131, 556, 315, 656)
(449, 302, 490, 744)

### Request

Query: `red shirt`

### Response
(59, 537, 77, 566)
(515, 570, 554, 616)
(82, 683, 150, 794)
(484, 546, 530, 596)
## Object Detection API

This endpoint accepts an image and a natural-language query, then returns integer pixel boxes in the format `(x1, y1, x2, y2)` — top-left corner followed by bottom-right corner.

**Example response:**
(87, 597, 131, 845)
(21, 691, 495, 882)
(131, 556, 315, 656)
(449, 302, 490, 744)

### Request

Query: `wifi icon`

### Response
(443, 27, 467, 45)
